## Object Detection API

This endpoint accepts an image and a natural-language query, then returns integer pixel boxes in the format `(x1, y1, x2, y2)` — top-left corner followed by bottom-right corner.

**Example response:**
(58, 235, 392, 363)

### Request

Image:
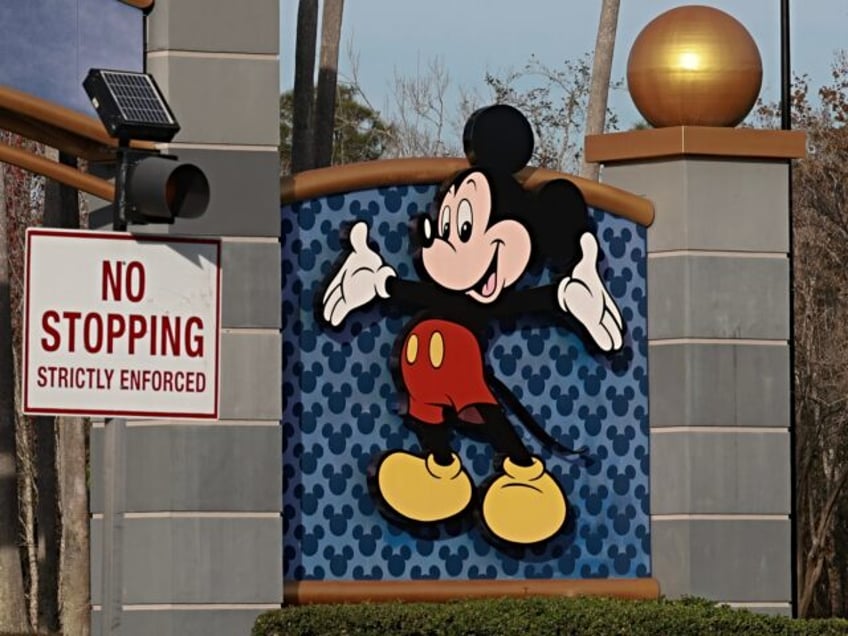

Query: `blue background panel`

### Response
(0, 0, 142, 115)
(282, 184, 649, 580)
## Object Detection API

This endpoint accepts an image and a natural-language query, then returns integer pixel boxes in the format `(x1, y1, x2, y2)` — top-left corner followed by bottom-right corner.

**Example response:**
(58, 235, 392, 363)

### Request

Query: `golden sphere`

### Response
(627, 5, 763, 128)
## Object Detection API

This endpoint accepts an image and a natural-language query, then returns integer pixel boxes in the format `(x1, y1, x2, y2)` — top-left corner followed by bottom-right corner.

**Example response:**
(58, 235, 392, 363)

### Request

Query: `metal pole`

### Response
(114, 140, 130, 232)
(102, 144, 130, 634)
(780, 0, 799, 619)
(100, 417, 126, 634)
(781, 0, 792, 132)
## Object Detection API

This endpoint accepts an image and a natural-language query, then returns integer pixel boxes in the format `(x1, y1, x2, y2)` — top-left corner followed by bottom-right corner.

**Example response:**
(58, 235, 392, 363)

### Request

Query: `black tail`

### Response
(486, 373, 587, 457)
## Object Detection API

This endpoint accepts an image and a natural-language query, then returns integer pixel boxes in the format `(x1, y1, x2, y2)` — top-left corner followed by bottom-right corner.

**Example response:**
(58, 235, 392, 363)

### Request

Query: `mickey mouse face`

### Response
(419, 171, 531, 304)
(414, 103, 589, 304)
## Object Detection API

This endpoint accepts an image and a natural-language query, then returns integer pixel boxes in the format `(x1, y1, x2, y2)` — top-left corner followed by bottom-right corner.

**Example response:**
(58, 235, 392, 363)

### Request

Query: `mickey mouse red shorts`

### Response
(399, 319, 497, 424)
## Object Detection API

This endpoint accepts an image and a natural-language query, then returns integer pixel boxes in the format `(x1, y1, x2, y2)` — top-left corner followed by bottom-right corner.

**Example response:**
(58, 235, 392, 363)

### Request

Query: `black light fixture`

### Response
(83, 68, 209, 228)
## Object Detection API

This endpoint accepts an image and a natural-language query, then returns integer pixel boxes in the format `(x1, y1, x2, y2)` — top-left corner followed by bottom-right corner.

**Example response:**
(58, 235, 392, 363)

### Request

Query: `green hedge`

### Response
(253, 597, 848, 636)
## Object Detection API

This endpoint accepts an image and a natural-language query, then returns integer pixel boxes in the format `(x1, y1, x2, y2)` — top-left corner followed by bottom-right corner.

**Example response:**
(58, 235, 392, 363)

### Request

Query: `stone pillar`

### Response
(90, 2, 282, 634)
(587, 126, 805, 616)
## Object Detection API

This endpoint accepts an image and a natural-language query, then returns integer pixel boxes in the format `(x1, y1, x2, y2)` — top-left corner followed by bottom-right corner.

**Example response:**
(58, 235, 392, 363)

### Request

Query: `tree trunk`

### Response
(313, 0, 344, 167)
(45, 152, 90, 635)
(825, 540, 843, 617)
(581, 0, 620, 181)
(3, 147, 40, 629)
(798, 465, 848, 616)
(292, 0, 319, 172)
(35, 417, 58, 632)
(0, 160, 29, 634)
(15, 370, 38, 630)
(57, 417, 89, 636)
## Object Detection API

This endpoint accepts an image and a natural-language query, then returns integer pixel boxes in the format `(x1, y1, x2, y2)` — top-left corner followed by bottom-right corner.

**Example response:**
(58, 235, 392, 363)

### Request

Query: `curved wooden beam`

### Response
(517, 166, 654, 226)
(284, 578, 661, 605)
(281, 158, 655, 226)
(0, 85, 155, 161)
(0, 110, 116, 163)
(0, 142, 114, 200)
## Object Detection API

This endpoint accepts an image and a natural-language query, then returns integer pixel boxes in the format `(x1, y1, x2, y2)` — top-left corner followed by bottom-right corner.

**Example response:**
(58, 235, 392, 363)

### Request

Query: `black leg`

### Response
(405, 417, 454, 466)
(472, 404, 533, 467)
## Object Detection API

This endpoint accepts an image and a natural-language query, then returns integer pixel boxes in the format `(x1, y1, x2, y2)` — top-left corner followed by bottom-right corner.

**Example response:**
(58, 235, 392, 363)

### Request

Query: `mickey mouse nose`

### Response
(417, 214, 435, 248)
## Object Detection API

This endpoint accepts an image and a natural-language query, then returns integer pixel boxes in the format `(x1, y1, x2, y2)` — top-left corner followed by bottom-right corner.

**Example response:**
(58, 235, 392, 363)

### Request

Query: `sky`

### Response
(279, 0, 847, 130)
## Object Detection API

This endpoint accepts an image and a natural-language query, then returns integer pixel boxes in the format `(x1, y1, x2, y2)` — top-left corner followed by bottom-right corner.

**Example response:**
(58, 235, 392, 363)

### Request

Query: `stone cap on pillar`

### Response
(586, 126, 806, 166)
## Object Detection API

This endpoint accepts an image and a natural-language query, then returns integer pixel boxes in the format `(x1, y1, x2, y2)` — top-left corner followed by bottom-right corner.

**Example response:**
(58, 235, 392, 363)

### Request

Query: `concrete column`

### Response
(587, 127, 805, 616)
(90, 2, 281, 634)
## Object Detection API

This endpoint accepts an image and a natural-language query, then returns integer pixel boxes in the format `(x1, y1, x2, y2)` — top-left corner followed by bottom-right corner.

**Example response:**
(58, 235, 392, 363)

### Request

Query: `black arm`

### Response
(389, 278, 569, 325)
(490, 283, 561, 319)
(386, 277, 475, 316)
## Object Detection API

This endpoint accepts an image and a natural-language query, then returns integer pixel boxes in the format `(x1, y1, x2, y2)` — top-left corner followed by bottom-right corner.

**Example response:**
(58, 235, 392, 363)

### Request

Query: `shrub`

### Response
(253, 596, 848, 636)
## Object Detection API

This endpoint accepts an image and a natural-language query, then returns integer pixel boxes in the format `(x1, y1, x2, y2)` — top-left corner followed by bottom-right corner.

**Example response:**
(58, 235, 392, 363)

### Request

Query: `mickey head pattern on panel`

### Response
(282, 181, 648, 579)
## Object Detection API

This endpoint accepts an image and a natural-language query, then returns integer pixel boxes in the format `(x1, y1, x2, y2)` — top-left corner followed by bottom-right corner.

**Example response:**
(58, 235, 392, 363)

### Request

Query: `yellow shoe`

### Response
(481, 457, 567, 545)
(376, 451, 473, 523)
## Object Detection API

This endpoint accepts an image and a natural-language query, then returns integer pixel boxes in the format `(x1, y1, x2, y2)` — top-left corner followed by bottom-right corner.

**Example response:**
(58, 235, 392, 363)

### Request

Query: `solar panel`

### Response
(83, 69, 181, 142)
(100, 70, 175, 126)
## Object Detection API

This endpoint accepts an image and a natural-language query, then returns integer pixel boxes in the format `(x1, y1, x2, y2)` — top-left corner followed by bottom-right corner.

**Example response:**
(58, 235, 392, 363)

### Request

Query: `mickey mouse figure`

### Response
(321, 104, 624, 546)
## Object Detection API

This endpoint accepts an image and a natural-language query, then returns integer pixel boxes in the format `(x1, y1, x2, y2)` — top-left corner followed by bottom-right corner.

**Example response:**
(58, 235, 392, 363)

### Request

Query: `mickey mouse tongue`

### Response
(481, 270, 497, 297)
(473, 246, 499, 298)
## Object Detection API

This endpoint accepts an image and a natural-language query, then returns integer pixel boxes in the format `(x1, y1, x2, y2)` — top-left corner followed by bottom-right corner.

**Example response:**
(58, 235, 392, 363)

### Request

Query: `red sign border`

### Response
(22, 228, 222, 420)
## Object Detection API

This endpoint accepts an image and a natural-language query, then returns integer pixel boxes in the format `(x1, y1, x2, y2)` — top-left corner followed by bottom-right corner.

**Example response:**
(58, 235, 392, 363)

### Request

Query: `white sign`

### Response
(23, 229, 220, 419)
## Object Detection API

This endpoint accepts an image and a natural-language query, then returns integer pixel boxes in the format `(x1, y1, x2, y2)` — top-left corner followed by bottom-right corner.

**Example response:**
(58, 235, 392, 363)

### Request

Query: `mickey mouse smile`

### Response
(470, 242, 501, 299)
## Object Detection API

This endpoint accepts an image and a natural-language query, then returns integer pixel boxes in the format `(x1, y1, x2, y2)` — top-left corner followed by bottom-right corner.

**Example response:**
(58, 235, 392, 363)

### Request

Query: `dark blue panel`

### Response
(281, 185, 650, 581)
(77, 0, 144, 106)
(0, 0, 142, 116)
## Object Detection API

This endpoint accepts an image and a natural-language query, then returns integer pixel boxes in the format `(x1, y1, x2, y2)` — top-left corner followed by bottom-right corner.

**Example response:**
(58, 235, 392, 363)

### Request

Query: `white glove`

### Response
(557, 233, 624, 352)
(322, 221, 396, 327)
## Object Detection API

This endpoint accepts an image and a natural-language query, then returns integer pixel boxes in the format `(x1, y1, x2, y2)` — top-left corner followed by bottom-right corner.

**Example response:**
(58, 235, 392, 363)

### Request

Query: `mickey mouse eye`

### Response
(418, 214, 434, 247)
(439, 205, 451, 240)
(457, 199, 473, 242)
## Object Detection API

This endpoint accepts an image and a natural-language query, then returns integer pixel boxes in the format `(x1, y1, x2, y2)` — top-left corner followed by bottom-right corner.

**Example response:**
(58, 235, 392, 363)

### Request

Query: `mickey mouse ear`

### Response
(528, 178, 590, 272)
(463, 104, 534, 174)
